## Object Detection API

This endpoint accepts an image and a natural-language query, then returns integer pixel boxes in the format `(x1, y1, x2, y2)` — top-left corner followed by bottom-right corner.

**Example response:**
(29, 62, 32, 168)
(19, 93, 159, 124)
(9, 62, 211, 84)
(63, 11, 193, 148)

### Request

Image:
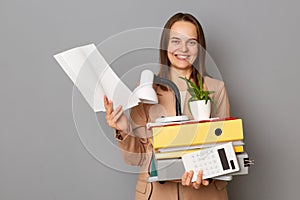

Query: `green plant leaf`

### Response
(187, 88, 196, 97)
(180, 76, 199, 99)
(180, 76, 215, 102)
(197, 74, 203, 92)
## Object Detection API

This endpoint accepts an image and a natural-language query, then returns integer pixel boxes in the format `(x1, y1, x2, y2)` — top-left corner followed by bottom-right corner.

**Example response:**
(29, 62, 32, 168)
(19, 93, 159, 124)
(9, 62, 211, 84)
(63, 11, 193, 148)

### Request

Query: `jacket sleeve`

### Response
(211, 81, 231, 118)
(114, 103, 152, 166)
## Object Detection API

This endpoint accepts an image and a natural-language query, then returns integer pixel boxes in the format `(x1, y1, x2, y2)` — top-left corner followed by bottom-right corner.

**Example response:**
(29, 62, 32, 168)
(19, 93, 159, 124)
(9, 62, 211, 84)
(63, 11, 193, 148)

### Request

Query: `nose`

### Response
(179, 42, 188, 52)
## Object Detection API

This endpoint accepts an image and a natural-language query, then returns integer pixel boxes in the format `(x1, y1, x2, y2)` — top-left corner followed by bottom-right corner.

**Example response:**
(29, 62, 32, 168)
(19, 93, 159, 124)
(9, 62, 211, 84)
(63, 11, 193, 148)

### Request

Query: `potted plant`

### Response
(180, 74, 215, 120)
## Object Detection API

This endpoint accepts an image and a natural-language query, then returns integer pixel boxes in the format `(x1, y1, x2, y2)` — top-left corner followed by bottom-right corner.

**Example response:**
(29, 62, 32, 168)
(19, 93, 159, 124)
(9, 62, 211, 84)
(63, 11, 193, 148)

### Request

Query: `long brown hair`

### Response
(158, 13, 207, 88)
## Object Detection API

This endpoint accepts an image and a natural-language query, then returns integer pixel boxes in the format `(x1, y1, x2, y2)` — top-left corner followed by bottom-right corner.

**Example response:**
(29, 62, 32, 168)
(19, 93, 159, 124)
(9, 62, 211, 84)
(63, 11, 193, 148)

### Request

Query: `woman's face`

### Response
(167, 21, 198, 73)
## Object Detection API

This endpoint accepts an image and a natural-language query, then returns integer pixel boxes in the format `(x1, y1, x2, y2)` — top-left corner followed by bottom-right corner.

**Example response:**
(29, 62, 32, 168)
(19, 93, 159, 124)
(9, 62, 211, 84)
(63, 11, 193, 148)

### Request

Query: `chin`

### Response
(171, 63, 193, 70)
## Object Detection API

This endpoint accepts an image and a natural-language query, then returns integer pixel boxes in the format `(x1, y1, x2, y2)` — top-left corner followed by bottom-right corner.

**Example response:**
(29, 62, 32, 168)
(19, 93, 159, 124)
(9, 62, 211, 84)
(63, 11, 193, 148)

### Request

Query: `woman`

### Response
(104, 13, 230, 200)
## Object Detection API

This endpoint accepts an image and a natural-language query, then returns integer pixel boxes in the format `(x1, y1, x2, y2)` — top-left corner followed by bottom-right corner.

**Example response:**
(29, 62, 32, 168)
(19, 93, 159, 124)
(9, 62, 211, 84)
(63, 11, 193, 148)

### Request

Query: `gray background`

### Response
(1, 0, 300, 199)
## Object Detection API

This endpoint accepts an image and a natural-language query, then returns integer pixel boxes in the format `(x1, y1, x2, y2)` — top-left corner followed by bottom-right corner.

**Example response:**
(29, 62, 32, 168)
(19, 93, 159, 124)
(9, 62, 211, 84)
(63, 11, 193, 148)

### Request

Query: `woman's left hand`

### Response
(181, 170, 210, 189)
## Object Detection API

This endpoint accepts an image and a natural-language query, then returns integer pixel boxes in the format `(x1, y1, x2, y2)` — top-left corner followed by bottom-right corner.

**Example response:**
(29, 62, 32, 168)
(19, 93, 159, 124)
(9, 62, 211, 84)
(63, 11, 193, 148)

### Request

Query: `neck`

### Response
(170, 66, 192, 79)
(169, 67, 192, 91)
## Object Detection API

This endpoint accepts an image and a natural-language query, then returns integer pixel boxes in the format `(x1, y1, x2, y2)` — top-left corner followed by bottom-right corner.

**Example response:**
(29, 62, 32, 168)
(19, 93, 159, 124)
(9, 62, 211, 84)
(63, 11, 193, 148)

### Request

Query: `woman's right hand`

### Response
(181, 170, 210, 189)
(104, 95, 130, 133)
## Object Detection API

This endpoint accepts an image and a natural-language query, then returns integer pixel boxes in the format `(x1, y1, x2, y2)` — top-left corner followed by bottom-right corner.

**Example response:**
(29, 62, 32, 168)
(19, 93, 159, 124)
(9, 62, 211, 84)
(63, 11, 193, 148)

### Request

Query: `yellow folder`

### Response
(150, 118, 244, 149)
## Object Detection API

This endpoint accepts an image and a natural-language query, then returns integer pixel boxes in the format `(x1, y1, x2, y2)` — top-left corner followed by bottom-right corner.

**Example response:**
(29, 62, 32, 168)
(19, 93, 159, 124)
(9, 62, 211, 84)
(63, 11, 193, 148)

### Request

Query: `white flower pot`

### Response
(189, 100, 211, 120)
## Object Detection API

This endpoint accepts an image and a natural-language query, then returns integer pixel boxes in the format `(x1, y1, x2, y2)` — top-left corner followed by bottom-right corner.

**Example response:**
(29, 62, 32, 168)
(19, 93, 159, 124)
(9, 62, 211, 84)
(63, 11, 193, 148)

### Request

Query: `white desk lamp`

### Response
(133, 70, 189, 123)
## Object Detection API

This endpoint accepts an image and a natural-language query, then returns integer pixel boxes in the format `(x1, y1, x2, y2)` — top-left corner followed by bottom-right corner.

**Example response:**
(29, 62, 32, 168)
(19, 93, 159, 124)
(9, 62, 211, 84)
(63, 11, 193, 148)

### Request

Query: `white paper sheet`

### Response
(54, 43, 140, 112)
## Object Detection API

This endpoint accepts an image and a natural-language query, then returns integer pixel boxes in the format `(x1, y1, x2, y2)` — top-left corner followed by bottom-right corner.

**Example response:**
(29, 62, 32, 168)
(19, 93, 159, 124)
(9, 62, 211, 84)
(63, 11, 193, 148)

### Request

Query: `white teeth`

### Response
(176, 55, 188, 59)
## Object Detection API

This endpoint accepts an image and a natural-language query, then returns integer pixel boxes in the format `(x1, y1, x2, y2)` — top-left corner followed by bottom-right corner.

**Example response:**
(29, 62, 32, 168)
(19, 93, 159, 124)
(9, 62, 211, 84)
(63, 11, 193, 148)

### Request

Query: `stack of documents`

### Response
(147, 117, 249, 182)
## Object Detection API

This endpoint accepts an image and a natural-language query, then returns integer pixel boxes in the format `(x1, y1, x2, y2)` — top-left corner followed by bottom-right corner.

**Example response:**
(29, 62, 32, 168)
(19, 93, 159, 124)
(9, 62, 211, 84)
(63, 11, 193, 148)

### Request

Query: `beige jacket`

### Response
(116, 76, 230, 200)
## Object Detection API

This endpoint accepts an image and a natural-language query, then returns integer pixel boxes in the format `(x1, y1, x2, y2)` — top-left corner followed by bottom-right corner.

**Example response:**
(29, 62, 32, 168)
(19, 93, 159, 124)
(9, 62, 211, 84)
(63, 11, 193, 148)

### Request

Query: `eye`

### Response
(170, 39, 180, 45)
(188, 40, 197, 46)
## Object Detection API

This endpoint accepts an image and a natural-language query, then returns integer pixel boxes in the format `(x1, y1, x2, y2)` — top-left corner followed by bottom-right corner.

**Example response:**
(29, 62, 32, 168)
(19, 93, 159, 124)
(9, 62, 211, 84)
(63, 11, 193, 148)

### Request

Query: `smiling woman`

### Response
(158, 13, 208, 85)
(104, 12, 230, 200)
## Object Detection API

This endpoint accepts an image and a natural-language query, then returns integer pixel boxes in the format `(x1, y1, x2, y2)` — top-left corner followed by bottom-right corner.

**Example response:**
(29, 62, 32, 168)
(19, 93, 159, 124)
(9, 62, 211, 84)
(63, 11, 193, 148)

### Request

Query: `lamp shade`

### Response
(132, 70, 158, 104)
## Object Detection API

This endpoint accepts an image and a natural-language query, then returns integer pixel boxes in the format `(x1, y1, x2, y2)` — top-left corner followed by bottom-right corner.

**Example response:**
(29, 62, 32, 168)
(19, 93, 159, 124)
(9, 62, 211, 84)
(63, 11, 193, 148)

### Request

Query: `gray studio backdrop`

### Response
(1, 0, 300, 199)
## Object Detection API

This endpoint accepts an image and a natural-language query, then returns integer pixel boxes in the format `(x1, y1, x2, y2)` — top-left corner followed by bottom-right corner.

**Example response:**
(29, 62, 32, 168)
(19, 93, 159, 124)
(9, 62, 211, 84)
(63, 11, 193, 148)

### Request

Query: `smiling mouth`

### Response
(174, 54, 190, 60)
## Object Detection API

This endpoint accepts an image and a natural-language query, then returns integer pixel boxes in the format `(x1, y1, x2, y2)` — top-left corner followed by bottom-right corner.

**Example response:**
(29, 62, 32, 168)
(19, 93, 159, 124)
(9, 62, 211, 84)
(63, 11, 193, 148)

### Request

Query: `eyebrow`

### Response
(170, 36, 198, 41)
